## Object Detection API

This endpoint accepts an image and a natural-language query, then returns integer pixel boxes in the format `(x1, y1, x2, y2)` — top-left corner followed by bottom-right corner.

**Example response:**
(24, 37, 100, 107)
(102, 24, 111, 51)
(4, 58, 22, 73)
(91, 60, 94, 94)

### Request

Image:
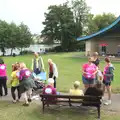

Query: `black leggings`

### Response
(11, 86, 21, 100)
(0, 76, 8, 96)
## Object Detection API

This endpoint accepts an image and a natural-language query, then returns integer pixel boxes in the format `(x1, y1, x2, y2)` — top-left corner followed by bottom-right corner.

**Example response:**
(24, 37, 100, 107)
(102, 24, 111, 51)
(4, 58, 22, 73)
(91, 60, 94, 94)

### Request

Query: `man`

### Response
(48, 59, 58, 88)
(83, 80, 103, 104)
(84, 80, 103, 96)
(31, 52, 45, 75)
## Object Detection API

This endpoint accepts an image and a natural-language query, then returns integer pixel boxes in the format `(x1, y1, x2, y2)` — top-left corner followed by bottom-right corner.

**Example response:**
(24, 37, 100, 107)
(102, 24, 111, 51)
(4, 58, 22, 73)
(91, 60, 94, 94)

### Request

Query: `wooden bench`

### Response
(40, 94, 102, 119)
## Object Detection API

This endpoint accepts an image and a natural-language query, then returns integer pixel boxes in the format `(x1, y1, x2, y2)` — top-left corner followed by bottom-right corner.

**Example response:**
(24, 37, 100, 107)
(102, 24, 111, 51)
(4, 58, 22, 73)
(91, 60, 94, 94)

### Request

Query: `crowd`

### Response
(0, 52, 114, 106)
(0, 52, 58, 106)
(43, 52, 114, 106)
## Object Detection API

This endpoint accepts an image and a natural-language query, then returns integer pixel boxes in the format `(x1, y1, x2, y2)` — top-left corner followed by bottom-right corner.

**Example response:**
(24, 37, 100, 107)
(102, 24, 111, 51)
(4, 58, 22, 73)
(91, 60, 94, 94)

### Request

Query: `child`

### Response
(69, 81, 84, 96)
(11, 63, 21, 103)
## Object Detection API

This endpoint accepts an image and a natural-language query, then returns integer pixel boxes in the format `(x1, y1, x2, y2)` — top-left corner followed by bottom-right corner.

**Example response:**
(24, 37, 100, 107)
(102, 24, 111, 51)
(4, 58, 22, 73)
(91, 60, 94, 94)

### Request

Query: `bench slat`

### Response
(40, 94, 101, 100)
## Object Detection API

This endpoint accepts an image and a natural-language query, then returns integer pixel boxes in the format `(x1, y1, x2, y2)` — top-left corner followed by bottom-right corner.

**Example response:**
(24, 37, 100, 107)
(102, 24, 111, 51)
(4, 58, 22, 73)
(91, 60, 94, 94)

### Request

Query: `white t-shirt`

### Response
(97, 70, 103, 77)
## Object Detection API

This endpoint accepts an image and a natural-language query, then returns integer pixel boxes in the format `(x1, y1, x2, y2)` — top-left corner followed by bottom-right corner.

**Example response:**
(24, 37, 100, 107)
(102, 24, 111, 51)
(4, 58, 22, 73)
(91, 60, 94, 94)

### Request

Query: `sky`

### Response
(0, 0, 120, 34)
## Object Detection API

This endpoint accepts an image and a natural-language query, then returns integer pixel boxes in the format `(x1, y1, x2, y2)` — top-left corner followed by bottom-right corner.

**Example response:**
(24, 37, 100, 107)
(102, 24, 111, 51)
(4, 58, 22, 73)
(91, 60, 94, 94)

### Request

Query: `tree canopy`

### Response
(87, 13, 117, 34)
(0, 21, 32, 55)
(41, 0, 90, 51)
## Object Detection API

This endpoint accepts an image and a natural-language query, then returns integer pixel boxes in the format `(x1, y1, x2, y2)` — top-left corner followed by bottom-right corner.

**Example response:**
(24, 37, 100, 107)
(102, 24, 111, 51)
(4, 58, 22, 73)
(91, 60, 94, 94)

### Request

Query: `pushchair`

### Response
(32, 72, 46, 91)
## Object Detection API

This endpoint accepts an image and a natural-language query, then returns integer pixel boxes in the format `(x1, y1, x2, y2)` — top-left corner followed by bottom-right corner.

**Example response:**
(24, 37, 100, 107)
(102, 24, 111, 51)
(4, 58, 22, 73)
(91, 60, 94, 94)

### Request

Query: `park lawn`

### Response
(0, 101, 120, 120)
(0, 52, 120, 120)
(2, 52, 120, 93)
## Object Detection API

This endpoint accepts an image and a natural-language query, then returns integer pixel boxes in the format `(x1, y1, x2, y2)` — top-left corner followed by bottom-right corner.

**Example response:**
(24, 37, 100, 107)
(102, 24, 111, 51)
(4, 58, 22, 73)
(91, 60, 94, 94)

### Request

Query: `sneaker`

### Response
(23, 103, 29, 106)
(12, 100, 16, 103)
(17, 99, 20, 102)
(107, 100, 112, 104)
(28, 98, 32, 102)
(4, 94, 8, 96)
(101, 97, 105, 102)
(104, 100, 111, 105)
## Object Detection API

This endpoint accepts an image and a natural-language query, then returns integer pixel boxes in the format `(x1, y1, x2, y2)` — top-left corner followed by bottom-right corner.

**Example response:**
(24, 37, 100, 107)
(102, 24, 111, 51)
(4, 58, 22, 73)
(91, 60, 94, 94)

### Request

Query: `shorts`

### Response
(103, 80, 111, 86)
(82, 76, 95, 85)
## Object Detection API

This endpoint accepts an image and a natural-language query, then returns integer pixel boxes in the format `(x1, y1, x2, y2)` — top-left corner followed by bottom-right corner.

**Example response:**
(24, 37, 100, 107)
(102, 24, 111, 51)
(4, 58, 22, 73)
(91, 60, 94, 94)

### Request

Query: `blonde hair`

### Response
(74, 81, 80, 89)
(20, 63, 26, 69)
(93, 52, 98, 56)
(88, 57, 94, 62)
(48, 59, 52, 63)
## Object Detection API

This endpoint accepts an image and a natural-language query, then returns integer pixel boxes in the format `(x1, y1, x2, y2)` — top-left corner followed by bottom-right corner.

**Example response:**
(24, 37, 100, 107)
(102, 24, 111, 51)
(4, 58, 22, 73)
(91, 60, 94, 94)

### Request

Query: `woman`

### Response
(11, 63, 21, 103)
(92, 52, 100, 67)
(69, 81, 84, 96)
(19, 63, 36, 106)
(103, 57, 114, 105)
(82, 57, 97, 91)
(0, 58, 8, 96)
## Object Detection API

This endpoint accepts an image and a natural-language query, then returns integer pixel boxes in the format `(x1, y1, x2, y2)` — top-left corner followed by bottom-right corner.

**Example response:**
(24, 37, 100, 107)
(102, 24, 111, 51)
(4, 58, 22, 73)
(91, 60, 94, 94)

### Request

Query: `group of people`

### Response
(81, 52, 114, 105)
(0, 51, 114, 106)
(42, 52, 114, 106)
(0, 52, 58, 106)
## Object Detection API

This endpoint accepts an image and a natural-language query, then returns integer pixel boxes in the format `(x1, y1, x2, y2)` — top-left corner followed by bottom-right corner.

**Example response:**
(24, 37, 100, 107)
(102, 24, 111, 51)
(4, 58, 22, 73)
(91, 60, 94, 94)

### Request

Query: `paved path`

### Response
(0, 88, 120, 113)
(102, 93, 120, 112)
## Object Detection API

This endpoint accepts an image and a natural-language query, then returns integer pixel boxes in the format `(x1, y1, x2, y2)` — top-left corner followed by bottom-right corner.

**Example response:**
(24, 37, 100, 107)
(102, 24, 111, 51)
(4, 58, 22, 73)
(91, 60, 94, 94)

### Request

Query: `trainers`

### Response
(17, 99, 20, 102)
(12, 100, 16, 103)
(104, 100, 111, 105)
(28, 98, 32, 102)
(23, 103, 29, 106)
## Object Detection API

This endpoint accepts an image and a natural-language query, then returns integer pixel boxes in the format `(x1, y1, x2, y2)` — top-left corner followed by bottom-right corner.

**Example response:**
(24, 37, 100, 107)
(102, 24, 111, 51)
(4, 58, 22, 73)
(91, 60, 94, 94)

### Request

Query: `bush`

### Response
(20, 50, 33, 55)
(54, 46, 63, 52)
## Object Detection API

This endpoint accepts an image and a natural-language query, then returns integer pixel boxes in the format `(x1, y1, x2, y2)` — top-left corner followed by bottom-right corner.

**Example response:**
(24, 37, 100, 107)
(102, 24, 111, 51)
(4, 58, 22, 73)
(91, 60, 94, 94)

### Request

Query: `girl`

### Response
(11, 63, 21, 103)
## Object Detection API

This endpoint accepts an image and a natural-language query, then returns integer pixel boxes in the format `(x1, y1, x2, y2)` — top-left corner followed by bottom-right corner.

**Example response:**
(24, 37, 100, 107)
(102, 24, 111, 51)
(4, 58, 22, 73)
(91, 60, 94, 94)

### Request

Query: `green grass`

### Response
(0, 101, 120, 120)
(0, 52, 120, 120)
(2, 52, 120, 93)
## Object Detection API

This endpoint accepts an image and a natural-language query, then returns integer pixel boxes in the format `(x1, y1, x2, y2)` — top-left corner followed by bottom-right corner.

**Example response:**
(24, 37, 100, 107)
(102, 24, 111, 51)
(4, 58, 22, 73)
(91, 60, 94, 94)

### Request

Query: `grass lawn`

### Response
(0, 52, 120, 120)
(2, 52, 120, 93)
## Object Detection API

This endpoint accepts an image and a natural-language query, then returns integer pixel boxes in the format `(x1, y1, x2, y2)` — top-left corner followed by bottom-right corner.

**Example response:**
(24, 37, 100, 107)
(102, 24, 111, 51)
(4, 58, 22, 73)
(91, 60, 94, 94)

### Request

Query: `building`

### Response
(77, 16, 120, 56)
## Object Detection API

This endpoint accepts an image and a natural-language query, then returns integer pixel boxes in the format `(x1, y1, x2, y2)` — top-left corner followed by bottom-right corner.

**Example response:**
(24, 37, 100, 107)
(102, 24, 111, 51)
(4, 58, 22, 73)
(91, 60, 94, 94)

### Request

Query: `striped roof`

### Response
(77, 16, 120, 41)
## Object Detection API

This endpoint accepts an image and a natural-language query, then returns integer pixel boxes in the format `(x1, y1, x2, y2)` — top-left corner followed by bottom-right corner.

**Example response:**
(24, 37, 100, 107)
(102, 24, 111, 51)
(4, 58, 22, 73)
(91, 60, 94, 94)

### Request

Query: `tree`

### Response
(17, 23, 33, 53)
(7, 22, 20, 55)
(71, 0, 90, 37)
(87, 13, 117, 34)
(41, 3, 75, 51)
(0, 20, 32, 56)
(0, 20, 9, 56)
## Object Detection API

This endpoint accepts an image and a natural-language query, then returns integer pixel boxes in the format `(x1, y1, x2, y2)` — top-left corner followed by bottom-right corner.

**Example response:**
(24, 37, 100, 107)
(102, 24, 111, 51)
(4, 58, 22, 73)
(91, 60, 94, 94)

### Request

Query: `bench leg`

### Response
(97, 106, 100, 119)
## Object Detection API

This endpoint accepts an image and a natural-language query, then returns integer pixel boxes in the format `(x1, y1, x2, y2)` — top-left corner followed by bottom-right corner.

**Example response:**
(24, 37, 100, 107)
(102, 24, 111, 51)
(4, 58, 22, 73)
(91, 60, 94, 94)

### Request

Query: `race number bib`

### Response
(0, 65, 5, 70)
(45, 88, 52, 94)
(25, 70, 31, 77)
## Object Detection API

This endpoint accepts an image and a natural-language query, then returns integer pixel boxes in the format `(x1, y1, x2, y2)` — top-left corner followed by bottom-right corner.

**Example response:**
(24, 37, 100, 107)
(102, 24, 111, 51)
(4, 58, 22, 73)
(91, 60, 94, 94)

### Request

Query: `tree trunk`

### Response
(11, 48, 13, 56)
(1, 47, 5, 56)
(20, 48, 23, 55)
(2, 52, 5, 56)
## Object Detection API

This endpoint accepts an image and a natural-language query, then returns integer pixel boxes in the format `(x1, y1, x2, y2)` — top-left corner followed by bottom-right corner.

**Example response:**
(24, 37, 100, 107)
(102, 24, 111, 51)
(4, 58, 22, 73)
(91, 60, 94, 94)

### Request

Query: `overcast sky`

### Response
(0, 0, 120, 34)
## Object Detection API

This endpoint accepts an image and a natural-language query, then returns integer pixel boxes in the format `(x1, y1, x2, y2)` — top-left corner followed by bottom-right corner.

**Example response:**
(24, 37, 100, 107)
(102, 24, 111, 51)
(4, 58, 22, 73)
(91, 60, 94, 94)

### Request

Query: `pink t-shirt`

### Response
(82, 63, 97, 79)
(0, 64, 7, 77)
(43, 85, 56, 95)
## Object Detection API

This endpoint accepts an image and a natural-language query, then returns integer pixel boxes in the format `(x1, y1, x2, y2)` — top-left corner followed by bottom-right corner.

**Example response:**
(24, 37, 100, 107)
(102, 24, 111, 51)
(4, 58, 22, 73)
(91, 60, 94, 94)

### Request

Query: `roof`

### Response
(77, 16, 120, 41)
